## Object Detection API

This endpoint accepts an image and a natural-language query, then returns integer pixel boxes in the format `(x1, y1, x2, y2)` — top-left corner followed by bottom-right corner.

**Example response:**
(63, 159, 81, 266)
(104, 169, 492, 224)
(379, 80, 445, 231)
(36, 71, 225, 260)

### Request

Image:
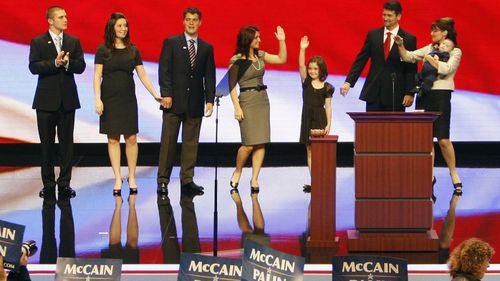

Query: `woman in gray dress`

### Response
(228, 25, 287, 195)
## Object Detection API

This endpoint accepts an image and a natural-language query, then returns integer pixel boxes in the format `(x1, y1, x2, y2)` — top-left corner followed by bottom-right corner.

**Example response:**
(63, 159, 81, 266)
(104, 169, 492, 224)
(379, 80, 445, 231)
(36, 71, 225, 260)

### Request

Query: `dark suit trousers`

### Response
(36, 108, 75, 190)
(158, 112, 202, 186)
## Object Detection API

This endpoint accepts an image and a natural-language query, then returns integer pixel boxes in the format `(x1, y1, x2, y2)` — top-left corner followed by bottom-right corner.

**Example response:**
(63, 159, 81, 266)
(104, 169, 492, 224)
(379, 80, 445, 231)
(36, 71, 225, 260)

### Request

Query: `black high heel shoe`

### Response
(250, 182, 259, 194)
(230, 181, 239, 194)
(431, 177, 437, 203)
(113, 189, 122, 197)
(453, 182, 463, 196)
(127, 178, 138, 195)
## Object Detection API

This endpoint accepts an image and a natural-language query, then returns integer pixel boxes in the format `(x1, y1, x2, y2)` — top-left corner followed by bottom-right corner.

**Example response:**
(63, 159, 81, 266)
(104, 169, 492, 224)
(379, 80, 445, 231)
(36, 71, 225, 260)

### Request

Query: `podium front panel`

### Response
(355, 122, 433, 153)
(355, 154, 432, 198)
(355, 200, 433, 230)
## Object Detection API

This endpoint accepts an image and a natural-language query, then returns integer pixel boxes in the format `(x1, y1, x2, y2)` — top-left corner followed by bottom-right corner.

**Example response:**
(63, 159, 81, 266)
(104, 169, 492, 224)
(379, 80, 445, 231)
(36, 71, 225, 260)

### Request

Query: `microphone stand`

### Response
(213, 95, 220, 256)
(391, 72, 396, 112)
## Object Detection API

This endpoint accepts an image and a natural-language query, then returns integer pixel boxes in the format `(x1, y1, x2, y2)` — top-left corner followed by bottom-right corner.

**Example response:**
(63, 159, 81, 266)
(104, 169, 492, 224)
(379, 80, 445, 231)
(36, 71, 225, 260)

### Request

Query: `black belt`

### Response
(240, 85, 267, 92)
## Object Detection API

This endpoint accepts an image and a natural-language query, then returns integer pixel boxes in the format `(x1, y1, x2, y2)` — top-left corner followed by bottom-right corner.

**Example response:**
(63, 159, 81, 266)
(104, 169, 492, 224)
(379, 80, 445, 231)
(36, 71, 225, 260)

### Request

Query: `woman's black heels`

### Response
(113, 189, 122, 197)
(127, 178, 138, 195)
(250, 182, 260, 194)
(230, 181, 239, 194)
(453, 182, 463, 196)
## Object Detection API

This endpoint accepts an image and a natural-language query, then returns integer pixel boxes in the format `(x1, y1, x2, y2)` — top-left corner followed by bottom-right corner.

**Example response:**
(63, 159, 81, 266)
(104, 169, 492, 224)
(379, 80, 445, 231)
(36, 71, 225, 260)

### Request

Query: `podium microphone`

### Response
(390, 72, 396, 111)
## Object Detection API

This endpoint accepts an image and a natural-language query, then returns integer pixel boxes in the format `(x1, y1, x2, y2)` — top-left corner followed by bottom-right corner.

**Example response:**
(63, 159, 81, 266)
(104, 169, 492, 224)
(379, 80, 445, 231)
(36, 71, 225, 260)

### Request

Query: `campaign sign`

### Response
(178, 253, 242, 281)
(55, 257, 122, 281)
(242, 239, 305, 281)
(332, 255, 408, 281)
(0, 219, 25, 270)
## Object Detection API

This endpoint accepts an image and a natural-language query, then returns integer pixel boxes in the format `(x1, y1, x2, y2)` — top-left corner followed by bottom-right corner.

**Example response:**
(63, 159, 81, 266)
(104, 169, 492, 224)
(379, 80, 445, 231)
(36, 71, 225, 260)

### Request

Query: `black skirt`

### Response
(416, 89, 452, 139)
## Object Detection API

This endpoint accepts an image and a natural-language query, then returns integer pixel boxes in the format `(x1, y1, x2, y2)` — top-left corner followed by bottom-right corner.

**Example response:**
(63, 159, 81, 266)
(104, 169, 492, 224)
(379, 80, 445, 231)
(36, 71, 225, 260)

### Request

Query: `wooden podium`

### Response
(346, 112, 440, 263)
(306, 135, 339, 263)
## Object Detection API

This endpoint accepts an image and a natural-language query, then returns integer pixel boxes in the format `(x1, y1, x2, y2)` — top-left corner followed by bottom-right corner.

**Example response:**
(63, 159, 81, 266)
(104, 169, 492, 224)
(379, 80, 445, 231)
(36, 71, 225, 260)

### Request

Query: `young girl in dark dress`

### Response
(298, 36, 334, 192)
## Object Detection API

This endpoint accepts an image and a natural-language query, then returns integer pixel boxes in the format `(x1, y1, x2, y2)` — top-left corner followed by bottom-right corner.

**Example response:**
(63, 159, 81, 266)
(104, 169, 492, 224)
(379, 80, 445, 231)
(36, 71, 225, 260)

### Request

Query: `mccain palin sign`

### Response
(55, 257, 122, 281)
(242, 239, 305, 281)
(333, 255, 408, 281)
(178, 253, 242, 281)
(0, 219, 25, 270)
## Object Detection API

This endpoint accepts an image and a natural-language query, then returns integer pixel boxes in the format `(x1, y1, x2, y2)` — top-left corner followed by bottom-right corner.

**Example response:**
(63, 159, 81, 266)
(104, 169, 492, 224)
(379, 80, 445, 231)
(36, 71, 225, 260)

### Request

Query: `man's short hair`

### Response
(46, 6, 64, 19)
(383, 1, 402, 15)
(183, 7, 202, 20)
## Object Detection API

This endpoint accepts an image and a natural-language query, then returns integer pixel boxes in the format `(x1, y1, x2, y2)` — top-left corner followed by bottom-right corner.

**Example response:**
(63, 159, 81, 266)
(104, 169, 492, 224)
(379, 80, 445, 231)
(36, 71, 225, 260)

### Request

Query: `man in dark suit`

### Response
(340, 0, 416, 112)
(156, 6, 215, 261)
(29, 6, 85, 199)
(28, 6, 84, 263)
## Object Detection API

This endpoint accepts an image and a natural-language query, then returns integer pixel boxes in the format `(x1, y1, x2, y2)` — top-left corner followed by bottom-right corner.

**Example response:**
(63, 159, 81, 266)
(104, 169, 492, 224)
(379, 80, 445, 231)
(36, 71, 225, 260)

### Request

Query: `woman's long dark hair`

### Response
(234, 25, 259, 60)
(103, 12, 132, 59)
(432, 17, 458, 48)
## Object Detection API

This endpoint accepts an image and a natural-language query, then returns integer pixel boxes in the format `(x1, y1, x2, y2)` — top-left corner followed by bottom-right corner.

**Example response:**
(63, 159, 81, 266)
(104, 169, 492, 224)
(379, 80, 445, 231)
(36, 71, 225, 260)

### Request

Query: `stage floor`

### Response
(1, 166, 499, 264)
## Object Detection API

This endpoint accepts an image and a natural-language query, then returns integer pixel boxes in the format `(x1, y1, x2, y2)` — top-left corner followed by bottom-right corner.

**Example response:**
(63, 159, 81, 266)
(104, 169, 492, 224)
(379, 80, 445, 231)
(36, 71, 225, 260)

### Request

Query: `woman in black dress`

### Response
(395, 18, 463, 201)
(298, 36, 333, 192)
(94, 13, 161, 195)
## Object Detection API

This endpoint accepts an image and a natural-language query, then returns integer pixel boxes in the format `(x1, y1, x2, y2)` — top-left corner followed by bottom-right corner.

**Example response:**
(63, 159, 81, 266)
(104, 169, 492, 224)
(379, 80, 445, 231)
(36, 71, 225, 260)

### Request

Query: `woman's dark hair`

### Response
(104, 12, 132, 59)
(307, 56, 328, 82)
(432, 17, 458, 47)
(235, 25, 259, 60)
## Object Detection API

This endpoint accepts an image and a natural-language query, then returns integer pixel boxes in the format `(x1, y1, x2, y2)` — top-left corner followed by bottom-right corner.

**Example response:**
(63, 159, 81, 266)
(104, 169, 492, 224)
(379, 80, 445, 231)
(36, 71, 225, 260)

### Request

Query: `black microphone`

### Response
(390, 72, 396, 111)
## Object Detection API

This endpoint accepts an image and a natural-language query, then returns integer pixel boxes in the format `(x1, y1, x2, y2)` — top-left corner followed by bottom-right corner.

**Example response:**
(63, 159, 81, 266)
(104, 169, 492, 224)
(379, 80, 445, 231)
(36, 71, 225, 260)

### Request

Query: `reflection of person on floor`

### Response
(448, 238, 495, 281)
(0, 254, 32, 281)
(40, 196, 75, 263)
(230, 188, 270, 247)
(101, 193, 139, 263)
(157, 190, 201, 263)
(438, 192, 460, 263)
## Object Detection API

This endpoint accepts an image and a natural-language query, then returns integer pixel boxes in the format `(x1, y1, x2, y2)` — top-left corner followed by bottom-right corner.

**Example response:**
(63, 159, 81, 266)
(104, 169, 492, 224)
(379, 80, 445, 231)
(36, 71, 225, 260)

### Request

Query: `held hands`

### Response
(340, 82, 351, 96)
(275, 26, 286, 41)
(300, 36, 309, 49)
(95, 98, 104, 116)
(394, 35, 404, 46)
(160, 97, 172, 109)
(234, 106, 244, 121)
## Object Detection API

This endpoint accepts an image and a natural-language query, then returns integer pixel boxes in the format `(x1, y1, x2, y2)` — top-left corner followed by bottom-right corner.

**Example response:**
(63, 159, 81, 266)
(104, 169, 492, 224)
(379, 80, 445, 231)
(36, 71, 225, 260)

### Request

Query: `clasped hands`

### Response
(56, 50, 69, 67)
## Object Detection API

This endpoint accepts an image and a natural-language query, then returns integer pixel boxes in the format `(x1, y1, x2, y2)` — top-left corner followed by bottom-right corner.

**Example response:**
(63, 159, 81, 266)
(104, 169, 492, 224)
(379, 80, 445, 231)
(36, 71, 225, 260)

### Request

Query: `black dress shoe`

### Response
(181, 182, 204, 196)
(39, 187, 55, 198)
(58, 186, 76, 199)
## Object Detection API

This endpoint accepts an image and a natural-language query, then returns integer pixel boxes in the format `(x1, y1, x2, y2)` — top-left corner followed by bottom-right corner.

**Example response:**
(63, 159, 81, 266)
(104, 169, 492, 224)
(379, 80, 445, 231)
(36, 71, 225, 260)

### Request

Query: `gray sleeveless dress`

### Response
(230, 50, 270, 145)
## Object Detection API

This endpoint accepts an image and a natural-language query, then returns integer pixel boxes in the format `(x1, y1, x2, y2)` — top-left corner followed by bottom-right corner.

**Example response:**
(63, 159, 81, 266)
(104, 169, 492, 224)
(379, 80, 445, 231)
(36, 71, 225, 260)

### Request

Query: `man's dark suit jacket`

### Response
(345, 27, 417, 106)
(29, 32, 86, 111)
(158, 34, 216, 117)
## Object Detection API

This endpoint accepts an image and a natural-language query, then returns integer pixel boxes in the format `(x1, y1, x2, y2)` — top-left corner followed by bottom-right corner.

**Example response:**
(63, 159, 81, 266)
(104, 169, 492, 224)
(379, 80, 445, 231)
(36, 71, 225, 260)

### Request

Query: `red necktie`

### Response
(384, 32, 391, 60)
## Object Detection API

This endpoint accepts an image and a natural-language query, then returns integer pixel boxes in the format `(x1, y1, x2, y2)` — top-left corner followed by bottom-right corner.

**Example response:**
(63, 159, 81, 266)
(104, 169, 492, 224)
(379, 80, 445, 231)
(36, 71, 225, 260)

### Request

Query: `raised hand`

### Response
(275, 26, 286, 41)
(394, 35, 404, 46)
(300, 36, 309, 49)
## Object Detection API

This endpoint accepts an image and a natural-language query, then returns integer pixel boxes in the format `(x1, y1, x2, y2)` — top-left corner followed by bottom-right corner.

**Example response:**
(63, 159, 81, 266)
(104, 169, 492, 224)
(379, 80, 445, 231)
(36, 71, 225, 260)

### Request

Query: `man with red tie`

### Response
(340, 0, 417, 112)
